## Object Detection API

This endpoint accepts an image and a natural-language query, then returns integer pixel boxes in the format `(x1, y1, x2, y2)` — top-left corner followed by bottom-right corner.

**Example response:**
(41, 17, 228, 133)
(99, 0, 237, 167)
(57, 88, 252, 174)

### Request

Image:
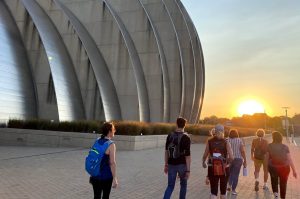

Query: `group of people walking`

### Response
(164, 119, 297, 199)
(202, 124, 297, 199)
(86, 118, 297, 199)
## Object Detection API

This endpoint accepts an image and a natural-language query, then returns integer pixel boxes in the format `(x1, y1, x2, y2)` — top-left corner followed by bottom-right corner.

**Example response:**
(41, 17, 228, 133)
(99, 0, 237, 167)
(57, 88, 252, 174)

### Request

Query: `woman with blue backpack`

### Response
(87, 122, 118, 199)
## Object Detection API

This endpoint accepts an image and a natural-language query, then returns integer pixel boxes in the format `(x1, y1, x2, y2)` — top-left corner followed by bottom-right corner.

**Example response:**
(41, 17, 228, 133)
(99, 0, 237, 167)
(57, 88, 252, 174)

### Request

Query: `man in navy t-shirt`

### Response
(163, 117, 191, 199)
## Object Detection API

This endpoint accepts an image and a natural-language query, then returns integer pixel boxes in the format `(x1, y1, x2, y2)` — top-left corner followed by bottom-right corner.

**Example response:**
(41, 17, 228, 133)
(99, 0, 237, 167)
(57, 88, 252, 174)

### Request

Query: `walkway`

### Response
(0, 141, 299, 198)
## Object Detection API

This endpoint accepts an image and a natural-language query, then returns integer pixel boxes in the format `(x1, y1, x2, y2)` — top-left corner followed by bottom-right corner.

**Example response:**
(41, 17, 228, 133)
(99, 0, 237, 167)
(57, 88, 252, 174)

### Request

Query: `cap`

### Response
(215, 124, 224, 133)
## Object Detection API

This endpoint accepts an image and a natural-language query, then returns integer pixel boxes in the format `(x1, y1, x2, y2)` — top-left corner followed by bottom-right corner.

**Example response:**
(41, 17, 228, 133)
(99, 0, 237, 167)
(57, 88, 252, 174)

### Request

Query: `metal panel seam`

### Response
(102, 0, 150, 122)
(54, 0, 122, 121)
(137, 0, 170, 122)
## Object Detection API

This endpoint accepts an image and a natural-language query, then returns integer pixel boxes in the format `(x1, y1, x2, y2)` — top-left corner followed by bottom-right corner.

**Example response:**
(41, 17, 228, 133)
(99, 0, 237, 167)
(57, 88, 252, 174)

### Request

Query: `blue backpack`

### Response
(85, 138, 114, 177)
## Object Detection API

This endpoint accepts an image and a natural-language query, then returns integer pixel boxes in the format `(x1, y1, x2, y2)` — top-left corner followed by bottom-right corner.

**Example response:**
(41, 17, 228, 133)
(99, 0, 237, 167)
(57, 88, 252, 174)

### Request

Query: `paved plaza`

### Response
(0, 140, 299, 199)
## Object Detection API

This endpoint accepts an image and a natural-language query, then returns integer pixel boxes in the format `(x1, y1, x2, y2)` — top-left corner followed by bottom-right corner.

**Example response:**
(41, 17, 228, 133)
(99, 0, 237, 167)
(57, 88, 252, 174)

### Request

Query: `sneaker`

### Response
(227, 186, 232, 192)
(274, 192, 279, 198)
(255, 181, 259, 191)
(263, 185, 269, 191)
(232, 190, 237, 195)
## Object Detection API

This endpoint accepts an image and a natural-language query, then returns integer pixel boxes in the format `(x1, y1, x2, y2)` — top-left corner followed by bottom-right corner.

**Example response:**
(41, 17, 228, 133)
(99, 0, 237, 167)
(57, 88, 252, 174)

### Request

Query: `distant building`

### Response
(0, 0, 205, 123)
(224, 121, 233, 126)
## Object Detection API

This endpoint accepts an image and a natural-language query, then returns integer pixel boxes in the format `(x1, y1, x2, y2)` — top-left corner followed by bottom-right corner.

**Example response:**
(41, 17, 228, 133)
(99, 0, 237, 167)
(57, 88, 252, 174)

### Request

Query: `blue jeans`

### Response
(228, 158, 243, 190)
(163, 164, 187, 199)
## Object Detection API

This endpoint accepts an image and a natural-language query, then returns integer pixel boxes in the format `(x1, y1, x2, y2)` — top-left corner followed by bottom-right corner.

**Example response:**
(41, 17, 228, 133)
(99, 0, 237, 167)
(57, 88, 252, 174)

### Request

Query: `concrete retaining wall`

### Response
(0, 128, 272, 150)
(0, 128, 167, 151)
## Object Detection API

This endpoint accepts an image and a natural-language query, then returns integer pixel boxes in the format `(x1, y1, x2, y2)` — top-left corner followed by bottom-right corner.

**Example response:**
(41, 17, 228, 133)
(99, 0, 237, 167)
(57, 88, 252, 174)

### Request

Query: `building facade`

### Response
(0, 0, 205, 123)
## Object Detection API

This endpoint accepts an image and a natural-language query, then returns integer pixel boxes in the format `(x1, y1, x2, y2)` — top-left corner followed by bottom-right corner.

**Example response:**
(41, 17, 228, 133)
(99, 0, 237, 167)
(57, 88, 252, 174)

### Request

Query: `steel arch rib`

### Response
(197, 44, 205, 123)
(137, 0, 170, 122)
(0, 1, 37, 120)
(176, 0, 205, 123)
(54, 0, 122, 121)
(174, 0, 198, 123)
(102, 0, 150, 122)
(161, 0, 186, 117)
(188, 20, 206, 123)
(21, 0, 85, 121)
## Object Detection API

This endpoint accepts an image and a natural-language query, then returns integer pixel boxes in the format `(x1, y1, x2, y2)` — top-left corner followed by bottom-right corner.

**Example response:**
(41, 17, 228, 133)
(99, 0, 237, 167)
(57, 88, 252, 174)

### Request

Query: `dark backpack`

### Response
(85, 138, 114, 177)
(208, 138, 227, 176)
(254, 138, 266, 160)
(167, 132, 185, 159)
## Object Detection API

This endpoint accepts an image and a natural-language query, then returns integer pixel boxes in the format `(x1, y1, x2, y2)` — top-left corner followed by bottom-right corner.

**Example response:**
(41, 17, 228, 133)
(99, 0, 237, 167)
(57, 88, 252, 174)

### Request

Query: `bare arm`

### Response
(287, 153, 297, 178)
(226, 141, 234, 162)
(202, 143, 209, 168)
(251, 140, 255, 161)
(185, 155, 191, 179)
(264, 151, 269, 169)
(240, 142, 247, 167)
(165, 150, 169, 166)
(164, 150, 169, 174)
(109, 144, 118, 188)
(186, 156, 191, 171)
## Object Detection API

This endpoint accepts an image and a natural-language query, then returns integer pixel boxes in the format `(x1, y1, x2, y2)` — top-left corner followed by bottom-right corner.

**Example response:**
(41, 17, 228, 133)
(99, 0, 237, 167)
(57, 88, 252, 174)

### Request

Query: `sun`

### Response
(238, 100, 265, 116)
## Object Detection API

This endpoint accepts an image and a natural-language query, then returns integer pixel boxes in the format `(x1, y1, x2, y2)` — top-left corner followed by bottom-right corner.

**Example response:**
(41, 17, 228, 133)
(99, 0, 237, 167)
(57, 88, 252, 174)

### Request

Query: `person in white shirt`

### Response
(227, 129, 247, 195)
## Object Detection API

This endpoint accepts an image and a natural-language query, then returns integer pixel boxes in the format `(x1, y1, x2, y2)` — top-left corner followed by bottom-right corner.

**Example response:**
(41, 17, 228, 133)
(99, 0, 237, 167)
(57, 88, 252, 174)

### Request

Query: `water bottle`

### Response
(243, 167, 248, 176)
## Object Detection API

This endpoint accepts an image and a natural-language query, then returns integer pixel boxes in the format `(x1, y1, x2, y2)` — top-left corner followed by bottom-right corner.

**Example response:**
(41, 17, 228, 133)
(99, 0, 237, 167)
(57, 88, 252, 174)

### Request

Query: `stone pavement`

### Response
(0, 141, 299, 199)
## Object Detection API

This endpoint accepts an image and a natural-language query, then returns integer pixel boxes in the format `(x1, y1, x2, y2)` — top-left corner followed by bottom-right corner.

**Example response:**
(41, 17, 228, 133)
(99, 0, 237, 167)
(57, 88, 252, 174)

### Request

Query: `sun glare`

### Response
(238, 100, 265, 116)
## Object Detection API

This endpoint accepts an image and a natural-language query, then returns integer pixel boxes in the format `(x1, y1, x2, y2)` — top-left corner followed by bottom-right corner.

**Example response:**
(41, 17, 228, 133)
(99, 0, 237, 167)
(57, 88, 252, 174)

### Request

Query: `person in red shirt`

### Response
(265, 131, 297, 199)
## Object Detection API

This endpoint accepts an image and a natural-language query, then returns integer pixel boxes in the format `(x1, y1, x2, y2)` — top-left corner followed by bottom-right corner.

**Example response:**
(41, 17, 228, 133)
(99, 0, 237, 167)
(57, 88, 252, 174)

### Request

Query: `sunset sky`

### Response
(182, 0, 300, 119)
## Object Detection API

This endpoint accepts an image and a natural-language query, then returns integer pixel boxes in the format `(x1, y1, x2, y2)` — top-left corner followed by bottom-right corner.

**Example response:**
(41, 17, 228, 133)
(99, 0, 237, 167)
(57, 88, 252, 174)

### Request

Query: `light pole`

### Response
(264, 109, 267, 131)
(282, 107, 290, 142)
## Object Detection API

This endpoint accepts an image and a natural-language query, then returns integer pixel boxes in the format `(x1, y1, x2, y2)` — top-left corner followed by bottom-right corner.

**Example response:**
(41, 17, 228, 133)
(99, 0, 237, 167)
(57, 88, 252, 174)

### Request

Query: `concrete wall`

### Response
(0, 128, 272, 150)
(0, 128, 167, 151)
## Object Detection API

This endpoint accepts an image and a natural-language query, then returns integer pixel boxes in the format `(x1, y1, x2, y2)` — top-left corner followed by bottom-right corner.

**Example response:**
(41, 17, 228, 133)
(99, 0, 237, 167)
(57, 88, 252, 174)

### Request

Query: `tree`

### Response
(292, 114, 300, 124)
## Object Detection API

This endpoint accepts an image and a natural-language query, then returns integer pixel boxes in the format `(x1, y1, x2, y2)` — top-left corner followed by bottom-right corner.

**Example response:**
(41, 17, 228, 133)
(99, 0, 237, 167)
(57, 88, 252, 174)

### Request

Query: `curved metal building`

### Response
(0, 0, 205, 123)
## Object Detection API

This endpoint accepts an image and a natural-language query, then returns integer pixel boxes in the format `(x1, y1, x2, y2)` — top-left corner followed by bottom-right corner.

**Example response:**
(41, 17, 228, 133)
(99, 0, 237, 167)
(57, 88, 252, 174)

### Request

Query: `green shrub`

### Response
(186, 124, 214, 136)
(7, 119, 269, 137)
(8, 119, 102, 133)
(114, 121, 142, 135)
(150, 123, 175, 135)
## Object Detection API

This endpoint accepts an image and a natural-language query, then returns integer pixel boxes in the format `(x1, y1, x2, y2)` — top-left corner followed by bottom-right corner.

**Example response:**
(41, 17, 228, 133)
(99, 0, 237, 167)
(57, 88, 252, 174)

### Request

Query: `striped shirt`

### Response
(228, 138, 244, 159)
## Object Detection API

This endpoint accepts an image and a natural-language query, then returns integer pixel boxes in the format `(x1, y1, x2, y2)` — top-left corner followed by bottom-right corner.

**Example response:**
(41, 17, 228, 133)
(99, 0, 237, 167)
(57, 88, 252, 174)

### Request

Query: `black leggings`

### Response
(208, 167, 229, 196)
(268, 165, 290, 199)
(90, 178, 113, 199)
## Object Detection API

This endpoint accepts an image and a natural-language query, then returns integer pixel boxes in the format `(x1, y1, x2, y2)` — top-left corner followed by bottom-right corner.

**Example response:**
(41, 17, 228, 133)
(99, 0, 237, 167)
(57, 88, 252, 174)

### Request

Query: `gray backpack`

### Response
(167, 132, 185, 159)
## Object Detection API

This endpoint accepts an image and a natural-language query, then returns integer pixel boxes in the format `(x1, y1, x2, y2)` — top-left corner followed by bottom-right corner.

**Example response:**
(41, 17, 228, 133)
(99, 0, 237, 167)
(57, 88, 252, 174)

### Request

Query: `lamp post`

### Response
(282, 107, 290, 142)
(264, 109, 267, 131)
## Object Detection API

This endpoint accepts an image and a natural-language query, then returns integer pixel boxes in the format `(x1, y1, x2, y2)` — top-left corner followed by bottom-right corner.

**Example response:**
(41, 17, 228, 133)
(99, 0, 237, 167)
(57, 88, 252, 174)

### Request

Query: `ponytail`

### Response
(101, 122, 113, 138)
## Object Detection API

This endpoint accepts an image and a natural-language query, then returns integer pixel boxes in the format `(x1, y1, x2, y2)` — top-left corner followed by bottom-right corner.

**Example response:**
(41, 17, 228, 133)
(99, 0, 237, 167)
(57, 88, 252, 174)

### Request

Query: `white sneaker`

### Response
(263, 185, 269, 191)
(274, 192, 279, 198)
(232, 190, 237, 195)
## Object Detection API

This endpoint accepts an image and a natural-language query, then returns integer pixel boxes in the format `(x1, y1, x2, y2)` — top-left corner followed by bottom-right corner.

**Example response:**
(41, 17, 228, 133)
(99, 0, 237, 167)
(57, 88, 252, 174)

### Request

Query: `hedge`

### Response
(4, 119, 270, 137)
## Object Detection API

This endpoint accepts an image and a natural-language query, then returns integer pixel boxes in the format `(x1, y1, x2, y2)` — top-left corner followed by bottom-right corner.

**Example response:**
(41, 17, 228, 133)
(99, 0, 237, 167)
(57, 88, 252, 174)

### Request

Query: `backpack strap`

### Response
(168, 132, 175, 143)
(103, 140, 114, 152)
(91, 138, 114, 153)
(177, 133, 183, 156)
